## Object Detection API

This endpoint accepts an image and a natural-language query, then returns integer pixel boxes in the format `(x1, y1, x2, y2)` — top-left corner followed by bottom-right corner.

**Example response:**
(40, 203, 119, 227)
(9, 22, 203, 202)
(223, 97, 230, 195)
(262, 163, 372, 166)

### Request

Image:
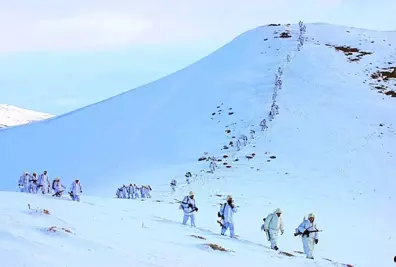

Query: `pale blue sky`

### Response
(1, 0, 395, 115)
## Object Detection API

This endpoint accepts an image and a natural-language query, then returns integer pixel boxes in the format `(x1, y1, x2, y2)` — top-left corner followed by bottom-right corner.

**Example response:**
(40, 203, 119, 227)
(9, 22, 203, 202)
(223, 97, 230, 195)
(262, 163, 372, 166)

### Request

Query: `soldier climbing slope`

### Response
(295, 213, 320, 259)
(263, 208, 284, 251)
(180, 191, 198, 227)
(185, 172, 192, 184)
(18, 172, 30, 193)
(52, 177, 66, 197)
(170, 179, 177, 191)
(37, 170, 51, 194)
(218, 195, 237, 238)
(69, 179, 83, 202)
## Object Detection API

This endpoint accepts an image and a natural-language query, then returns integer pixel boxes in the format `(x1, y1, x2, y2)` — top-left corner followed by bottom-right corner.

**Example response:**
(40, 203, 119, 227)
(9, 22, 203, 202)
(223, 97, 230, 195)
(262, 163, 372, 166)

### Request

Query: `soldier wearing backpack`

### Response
(218, 195, 237, 238)
(263, 208, 284, 250)
(52, 177, 65, 197)
(180, 191, 198, 227)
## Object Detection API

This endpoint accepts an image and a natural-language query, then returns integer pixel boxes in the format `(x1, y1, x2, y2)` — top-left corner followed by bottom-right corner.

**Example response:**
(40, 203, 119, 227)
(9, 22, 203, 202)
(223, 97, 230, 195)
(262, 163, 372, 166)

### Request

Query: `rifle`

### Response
(175, 198, 198, 212)
(294, 229, 322, 237)
(52, 190, 64, 197)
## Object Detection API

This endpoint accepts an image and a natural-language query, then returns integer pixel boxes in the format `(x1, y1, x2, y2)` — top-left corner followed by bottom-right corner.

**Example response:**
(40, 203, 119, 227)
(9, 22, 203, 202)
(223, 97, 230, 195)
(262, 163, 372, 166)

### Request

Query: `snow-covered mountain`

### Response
(0, 23, 395, 267)
(0, 104, 53, 128)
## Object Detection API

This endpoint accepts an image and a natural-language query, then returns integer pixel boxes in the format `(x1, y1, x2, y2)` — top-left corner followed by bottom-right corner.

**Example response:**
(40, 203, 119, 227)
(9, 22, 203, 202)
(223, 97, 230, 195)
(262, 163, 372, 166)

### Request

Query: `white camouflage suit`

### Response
(116, 188, 122, 198)
(296, 215, 319, 259)
(264, 209, 284, 250)
(18, 173, 30, 193)
(53, 178, 65, 196)
(70, 180, 82, 201)
(219, 200, 237, 237)
(180, 192, 197, 227)
(127, 184, 135, 199)
(29, 173, 38, 194)
(121, 185, 128, 199)
(140, 186, 146, 198)
(133, 185, 140, 198)
(38, 172, 51, 194)
(145, 185, 152, 198)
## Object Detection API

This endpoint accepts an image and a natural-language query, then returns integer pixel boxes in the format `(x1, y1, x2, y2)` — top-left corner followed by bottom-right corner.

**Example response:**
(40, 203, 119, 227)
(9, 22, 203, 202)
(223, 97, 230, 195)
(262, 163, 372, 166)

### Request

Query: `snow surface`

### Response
(0, 191, 358, 267)
(0, 104, 53, 128)
(1, 23, 396, 267)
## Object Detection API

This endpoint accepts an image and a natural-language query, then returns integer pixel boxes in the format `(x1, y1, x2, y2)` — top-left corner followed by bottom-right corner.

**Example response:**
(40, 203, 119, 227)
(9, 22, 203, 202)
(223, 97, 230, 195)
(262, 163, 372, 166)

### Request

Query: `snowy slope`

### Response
(0, 23, 297, 192)
(1, 23, 396, 267)
(0, 104, 53, 128)
(0, 192, 358, 267)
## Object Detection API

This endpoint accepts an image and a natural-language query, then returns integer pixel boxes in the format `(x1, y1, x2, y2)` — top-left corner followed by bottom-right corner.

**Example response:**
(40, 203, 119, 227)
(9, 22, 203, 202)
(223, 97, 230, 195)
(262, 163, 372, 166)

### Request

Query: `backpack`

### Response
(180, 196, 192, 210)
(217, 203, 226, 219)
(261, 217, 267, 231)
(179, 196, 186, 210)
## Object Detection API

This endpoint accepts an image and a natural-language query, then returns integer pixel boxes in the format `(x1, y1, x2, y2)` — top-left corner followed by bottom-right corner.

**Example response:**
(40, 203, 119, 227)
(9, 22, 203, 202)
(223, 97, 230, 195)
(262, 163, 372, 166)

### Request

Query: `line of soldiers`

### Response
(178, 192, 320, 259)
(18, 171, 83, 202)
(116, 184, 152, 199)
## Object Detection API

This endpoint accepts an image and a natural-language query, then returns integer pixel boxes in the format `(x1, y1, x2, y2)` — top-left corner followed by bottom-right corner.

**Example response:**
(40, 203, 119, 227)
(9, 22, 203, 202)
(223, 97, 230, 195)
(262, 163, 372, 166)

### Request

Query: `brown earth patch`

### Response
(279, 31, 291, 38)
(370, 66, 396, 98)
(206, 243, 228, 252)
(191, 235, 206, 240)
(325, 44, 372, 62)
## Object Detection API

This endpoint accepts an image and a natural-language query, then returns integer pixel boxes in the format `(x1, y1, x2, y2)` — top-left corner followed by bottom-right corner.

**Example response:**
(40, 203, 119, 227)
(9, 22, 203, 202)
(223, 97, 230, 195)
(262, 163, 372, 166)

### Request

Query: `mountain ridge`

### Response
(0, 104, 53, 128)
(0, 23, 395, 192)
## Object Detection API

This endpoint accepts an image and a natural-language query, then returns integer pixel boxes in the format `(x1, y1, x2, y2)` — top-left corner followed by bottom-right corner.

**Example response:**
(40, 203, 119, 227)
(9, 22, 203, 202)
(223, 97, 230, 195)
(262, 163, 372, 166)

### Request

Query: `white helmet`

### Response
(308, 213, 315, 218)
(275, 208, 282, 214)
(189, 191, 194, 196)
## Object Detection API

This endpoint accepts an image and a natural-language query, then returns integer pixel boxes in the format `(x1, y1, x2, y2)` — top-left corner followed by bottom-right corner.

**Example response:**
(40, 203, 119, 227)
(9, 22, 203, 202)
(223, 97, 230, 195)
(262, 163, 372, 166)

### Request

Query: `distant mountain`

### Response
(0, 104, 53, 128)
